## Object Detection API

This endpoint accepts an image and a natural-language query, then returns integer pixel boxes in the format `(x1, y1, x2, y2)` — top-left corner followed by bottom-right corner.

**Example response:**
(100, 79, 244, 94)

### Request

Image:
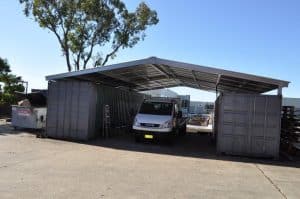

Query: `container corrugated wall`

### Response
(46, 80, 97, 140)
(216, 94, 281, 158)
(46, 80, 146, 141)
(95, 85, 146, 137)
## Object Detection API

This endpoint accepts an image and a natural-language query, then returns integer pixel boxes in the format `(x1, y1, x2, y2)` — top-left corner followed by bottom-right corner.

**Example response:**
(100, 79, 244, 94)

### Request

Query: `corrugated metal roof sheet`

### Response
(46, 57, 289, 93)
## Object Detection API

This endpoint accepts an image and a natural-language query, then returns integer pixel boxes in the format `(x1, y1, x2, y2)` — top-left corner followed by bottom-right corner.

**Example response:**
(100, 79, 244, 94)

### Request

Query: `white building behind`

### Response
(140, 88, 178, 98)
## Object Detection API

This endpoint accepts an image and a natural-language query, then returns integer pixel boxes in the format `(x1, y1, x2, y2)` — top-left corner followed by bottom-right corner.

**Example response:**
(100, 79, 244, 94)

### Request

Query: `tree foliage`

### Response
(19, 0, 159, 71)
(0, 57, 24, 104)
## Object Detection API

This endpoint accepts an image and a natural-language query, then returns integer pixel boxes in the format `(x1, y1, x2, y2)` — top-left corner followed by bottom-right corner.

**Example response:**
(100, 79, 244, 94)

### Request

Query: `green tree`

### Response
(0, 57, 24, 104)
(20, 0, 159, 71)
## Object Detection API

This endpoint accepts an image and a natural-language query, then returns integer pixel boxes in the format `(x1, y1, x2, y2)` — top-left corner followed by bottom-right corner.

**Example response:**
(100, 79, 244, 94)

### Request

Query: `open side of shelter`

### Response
(45, 57, 289, 158)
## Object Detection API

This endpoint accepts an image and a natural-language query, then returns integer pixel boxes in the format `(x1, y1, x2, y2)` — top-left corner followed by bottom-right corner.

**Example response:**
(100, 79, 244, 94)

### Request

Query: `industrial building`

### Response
(45, 57, 289, 158)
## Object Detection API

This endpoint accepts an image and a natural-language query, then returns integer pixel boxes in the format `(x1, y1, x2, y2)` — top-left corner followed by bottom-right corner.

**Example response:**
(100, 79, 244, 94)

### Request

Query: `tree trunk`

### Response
(65, 49, 72, 72)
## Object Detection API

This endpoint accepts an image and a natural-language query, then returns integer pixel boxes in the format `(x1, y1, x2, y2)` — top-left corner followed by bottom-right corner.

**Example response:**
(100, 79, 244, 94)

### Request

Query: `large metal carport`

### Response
(46, 57, 289, 158)
(46, 57, 288, 94)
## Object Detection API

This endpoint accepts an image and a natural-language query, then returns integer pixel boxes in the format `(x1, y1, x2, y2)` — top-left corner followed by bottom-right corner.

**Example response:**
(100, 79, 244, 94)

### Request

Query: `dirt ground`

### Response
(0, 120, 300, 199)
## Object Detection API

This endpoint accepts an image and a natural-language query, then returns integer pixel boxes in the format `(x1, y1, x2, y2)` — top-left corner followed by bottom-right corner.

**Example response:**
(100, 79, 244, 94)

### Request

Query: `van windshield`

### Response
(139, 101, 173, 115)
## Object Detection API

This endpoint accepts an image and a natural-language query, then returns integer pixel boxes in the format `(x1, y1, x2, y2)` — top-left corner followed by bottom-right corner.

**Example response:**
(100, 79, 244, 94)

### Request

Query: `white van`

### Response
(132, 98, 186, 142)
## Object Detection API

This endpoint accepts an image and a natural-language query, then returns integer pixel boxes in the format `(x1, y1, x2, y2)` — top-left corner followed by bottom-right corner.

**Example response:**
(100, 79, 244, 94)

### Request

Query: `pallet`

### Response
(281, 106, 300, 156)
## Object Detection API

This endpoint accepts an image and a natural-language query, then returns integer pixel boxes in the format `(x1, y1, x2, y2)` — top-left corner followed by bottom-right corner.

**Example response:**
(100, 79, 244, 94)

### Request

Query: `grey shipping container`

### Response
(46, 80, 97, 140)
(95, 85, 146, 137)
(216, 93, 282, 158)
(46, 80, 146, 141)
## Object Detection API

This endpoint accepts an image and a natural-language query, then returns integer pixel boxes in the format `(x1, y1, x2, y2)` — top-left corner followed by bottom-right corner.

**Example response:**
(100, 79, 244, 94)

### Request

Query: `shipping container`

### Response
(46, 80, 146, 141)
(95, 84, 146, 137)
(46, 80, 97, 140)
(216, 93, 282, 158)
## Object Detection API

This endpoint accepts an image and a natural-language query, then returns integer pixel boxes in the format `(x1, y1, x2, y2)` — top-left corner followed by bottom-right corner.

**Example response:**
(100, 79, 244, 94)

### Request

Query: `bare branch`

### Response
(82, 31, 97, 69)
(102, 44, 122, 66)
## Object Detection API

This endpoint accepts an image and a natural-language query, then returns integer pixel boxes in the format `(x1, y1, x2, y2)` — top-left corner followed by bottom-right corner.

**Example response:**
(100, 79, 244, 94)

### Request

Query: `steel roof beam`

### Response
(70, 76, 125, 88)
(220, 76, 276, 89)
(179, 81, 217, 93)
(156, 64, 184, 85)
(217, 85, 257, 94)
(134, 69, 165, 88)
(156, 57, 289, 88)
(216, 74, 221, 85)
(150, 64, 183, 88)
(133, 74, 215, 89)
(191, 70, 215, 90)
(219, 81, 270, 93)
(100, 71, 149, 90)
(150, 64, 170, 79)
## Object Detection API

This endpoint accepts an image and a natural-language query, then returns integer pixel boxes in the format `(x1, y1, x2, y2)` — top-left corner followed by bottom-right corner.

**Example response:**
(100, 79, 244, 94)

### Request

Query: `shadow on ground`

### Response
(0, 121, 42, 136)
(86, 132, 300, 168)
(1, 121, 299, 168)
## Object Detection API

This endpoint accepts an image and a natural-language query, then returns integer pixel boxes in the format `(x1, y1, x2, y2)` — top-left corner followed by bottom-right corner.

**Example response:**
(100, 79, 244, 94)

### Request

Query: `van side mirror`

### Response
(177, 111, 182, 118)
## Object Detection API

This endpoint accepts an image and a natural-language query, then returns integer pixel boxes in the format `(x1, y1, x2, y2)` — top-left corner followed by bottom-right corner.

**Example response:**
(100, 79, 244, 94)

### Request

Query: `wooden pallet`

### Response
(281, 106, 300, 156)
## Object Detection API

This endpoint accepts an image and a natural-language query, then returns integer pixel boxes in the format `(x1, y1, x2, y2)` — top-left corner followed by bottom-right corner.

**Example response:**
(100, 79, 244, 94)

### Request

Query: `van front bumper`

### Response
(133, 129, 173, 140)
(132, 126, 172, 133)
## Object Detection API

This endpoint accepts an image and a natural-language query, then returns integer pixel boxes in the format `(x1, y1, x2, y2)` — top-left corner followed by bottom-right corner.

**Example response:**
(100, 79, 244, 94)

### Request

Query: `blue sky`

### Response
(0, 0, 299, 101)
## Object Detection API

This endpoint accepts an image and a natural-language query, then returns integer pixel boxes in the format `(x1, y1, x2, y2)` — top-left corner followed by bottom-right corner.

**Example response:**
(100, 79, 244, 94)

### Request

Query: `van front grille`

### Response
(140, 123, 160, 128)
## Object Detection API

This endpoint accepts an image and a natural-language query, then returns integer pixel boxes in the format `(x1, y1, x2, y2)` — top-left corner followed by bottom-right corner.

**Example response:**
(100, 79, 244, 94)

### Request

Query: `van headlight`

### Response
(160, 120, 172, 128)
(133, 118, 140, 126)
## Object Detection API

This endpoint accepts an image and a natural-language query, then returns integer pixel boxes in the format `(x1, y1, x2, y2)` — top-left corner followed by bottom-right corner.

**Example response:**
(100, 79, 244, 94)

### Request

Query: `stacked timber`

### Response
(281, 106, 300, 156)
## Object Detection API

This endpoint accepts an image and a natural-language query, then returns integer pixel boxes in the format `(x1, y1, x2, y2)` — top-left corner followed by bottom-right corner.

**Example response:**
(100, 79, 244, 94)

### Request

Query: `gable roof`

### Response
(46, 57, 289, 93)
